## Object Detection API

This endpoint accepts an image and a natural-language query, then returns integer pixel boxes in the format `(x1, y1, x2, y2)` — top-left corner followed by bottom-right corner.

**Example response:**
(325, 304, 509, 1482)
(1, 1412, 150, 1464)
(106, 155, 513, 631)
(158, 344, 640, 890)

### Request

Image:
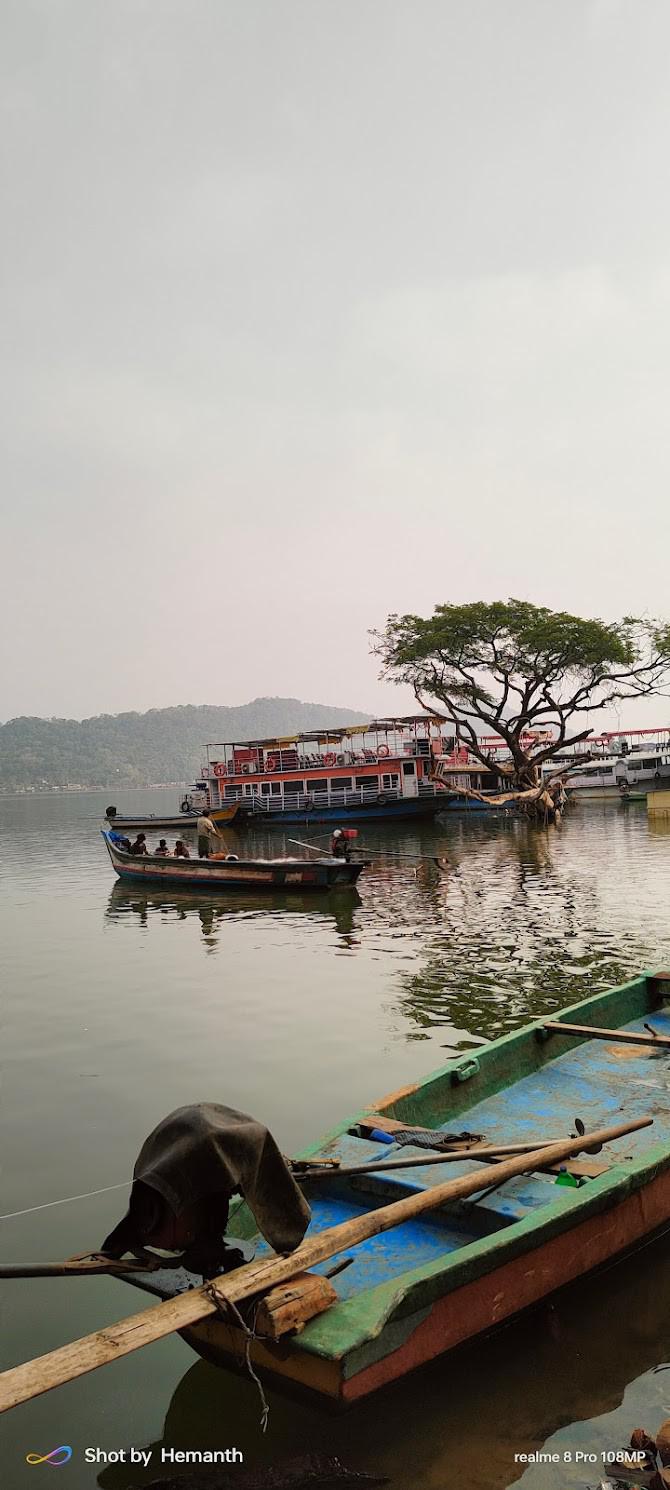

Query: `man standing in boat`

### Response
(197, 807, 224, 859)
(331, 828, 352, 861)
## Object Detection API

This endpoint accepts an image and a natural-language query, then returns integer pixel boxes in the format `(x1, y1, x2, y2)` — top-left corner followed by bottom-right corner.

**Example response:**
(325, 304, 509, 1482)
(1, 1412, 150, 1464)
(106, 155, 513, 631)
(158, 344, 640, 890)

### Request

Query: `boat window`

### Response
(271, 781, 281, 795)
(330, 777, 353, 791)
(355, 776, 375, 789)
(283, 781, 305, 795)
(307, 779, 328, 792)
(641, 758, 659, 769)
(224, 785, 242, 798)
(260, 782, 271, 795)
(381, 773, 399, 790)
(402, 762, 415, 775)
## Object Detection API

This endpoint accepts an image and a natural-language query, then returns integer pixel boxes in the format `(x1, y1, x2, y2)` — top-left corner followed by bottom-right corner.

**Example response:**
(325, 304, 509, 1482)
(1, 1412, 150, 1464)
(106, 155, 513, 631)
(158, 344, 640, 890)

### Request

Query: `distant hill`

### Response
(0, 698, 370, 791)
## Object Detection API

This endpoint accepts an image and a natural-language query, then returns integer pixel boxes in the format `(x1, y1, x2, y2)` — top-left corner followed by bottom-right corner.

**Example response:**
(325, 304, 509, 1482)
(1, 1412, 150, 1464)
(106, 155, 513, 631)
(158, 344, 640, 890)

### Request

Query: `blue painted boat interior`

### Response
(255, 1006, 670, 1297)
(123, 1005, 670, 1306)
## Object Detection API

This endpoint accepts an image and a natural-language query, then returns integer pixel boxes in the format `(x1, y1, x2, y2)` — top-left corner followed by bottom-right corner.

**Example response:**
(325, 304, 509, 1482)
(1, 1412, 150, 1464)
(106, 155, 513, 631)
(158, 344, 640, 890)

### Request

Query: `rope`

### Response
(0, 1181, 129, 1221)
(204, 1284, 270, 1432)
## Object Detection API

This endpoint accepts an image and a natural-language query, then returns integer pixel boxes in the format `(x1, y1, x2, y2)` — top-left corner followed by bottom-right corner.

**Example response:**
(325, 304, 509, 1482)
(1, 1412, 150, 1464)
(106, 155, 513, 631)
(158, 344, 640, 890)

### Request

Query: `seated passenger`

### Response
(109, 829, 133, 852)
(154, 838, 171, 856)
(129, 833, 148, 855)
(174, 840, 190, 858)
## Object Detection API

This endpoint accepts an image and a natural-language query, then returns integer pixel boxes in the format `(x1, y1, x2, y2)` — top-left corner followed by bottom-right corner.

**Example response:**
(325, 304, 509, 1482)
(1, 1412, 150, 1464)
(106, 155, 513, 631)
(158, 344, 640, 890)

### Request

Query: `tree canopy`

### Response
(374, 600, 670, 792)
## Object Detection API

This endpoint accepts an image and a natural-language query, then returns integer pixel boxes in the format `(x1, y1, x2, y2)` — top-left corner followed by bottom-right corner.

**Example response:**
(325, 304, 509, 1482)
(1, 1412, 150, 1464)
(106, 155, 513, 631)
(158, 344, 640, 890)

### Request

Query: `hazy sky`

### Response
(2, 1, 670, 729)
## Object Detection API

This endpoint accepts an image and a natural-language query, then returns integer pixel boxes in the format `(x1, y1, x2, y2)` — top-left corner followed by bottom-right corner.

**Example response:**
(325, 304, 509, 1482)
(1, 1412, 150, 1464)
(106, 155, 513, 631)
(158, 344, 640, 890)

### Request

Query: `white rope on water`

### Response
(1, 1181, 130, 1221)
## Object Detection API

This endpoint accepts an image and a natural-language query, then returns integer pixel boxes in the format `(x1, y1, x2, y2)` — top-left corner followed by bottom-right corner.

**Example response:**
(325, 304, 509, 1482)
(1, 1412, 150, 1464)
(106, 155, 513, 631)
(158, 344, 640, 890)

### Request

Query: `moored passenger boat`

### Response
(550, 747, 670, 800)
(117, 968, 670, 1403)
(104, 800, 241, 832)
(200, 716, 502, 824)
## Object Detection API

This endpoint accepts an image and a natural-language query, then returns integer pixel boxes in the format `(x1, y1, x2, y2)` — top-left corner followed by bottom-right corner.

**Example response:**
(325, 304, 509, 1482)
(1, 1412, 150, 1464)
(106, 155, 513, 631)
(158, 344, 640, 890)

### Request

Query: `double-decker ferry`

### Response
(200, 717, 502, 824)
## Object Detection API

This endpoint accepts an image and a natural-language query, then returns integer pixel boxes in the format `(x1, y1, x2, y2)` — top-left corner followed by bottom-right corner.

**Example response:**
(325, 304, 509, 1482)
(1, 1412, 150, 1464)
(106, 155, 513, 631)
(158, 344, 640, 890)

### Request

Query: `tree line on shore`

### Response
(0, 698, 368, 792)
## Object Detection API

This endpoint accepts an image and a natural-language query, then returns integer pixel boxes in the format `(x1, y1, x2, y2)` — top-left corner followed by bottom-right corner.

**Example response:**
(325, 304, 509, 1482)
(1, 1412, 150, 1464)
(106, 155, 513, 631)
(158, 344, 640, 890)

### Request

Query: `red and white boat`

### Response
(199, 717, 501, 825)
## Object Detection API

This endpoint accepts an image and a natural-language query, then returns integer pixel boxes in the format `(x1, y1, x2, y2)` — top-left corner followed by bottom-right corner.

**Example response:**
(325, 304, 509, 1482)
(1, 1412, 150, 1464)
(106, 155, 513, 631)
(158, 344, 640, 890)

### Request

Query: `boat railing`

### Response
(240, 785, 419, 815)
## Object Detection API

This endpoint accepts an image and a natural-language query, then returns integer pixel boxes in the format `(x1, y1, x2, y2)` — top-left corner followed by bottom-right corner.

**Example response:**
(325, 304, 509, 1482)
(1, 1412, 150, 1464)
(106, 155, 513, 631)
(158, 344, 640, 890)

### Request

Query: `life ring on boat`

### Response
(324, 753, 336, 767)
(376, 793, 387, 805)
(213, 762, 226, 777)
(180, 798, 191, 813)
(378, 744, 390, 758)
(266, 754, 279, 771)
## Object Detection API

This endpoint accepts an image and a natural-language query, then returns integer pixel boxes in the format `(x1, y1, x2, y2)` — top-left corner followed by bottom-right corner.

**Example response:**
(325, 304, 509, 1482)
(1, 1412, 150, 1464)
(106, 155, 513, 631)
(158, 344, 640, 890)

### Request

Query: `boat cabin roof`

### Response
(204, 715, 448, 751)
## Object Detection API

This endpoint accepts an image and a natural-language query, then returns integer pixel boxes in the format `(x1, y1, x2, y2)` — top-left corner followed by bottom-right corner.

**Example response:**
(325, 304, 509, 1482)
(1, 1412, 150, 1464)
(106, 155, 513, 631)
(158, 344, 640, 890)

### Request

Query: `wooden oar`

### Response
(296, 1137, 604, 1181)
(288, 839, 330, 855)
(0, 1115, 650, 1414)
(542, 1021, 670, 1050)
(0, 1255, 159, 1280)
(288, 838, 448, 868)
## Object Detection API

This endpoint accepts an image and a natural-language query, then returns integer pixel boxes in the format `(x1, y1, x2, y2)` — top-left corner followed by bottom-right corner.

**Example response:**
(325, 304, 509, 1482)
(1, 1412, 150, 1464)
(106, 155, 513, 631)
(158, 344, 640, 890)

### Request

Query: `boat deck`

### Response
(236, 1007, 670, 1296)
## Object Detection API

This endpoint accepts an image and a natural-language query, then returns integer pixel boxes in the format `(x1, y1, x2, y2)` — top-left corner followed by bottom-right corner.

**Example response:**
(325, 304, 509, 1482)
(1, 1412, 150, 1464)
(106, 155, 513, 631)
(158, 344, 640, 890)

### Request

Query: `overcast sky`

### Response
(2, 1, 670, 730)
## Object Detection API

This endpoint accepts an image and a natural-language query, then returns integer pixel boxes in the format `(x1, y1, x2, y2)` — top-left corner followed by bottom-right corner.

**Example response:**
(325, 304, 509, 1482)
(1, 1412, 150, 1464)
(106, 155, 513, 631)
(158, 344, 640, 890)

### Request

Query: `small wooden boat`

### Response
(619, 789, 648, 804)
(102, 831, 366, 891)
(119, 969, 670, 1402)
(104, 802, 242, 832)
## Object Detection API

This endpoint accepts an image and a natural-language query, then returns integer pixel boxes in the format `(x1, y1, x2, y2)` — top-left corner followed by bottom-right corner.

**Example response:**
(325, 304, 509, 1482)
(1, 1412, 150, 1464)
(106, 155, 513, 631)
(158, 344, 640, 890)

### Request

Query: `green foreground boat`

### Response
(112, 968, 670, 1403)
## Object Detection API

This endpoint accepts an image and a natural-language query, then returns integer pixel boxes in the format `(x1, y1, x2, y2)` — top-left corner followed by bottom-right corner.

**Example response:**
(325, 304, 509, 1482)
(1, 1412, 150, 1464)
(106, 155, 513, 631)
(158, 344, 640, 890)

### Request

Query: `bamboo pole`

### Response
(0, 1115, 651, 1415)
(543, 1021, 670, 1050)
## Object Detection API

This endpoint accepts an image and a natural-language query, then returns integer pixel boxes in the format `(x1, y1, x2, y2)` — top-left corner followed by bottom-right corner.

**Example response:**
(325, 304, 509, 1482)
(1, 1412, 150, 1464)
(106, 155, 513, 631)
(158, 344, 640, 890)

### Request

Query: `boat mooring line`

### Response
(1, 1182, 129, 1221)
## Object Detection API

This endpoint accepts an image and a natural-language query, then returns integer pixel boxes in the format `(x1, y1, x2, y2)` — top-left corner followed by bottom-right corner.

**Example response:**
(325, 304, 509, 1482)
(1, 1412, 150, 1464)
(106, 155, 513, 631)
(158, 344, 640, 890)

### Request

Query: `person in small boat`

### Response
(174, 840, 190, 858)
(154, 838, 171, 856)
(196, 809, 224, 859)
(100, 1103, 311, 1274)
(331, 828, 351, 861)
(129, 833, 148, 855)
(108, 828, 132, 851)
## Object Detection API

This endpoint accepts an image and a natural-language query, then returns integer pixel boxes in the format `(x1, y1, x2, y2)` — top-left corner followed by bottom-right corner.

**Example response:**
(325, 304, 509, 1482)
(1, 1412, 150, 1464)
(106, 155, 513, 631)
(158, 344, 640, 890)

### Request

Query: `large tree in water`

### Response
(374, 600, 670, 817)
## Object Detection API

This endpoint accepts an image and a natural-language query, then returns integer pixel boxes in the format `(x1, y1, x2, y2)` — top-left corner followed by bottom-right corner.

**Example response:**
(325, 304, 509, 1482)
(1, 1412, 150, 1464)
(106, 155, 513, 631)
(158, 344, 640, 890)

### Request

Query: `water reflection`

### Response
(5, 792, 670, 1490)
(377, 818, 667, 1042)
(105, 883, 363, 946)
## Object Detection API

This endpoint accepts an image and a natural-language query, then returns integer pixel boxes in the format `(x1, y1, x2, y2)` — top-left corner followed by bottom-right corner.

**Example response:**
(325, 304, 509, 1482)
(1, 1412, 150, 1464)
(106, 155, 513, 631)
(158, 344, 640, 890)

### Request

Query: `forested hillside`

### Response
(0, 698, 369, 790)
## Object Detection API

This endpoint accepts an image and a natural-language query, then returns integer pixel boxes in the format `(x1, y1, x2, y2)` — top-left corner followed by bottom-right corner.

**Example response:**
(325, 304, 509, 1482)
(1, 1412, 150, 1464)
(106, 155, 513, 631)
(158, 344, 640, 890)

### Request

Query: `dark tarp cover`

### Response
(102, 1103, 311, 1257)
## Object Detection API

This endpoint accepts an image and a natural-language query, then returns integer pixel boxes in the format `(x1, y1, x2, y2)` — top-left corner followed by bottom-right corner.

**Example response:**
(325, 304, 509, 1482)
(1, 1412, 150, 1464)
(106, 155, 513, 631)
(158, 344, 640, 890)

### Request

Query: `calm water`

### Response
(3, 790, 670, 1489)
